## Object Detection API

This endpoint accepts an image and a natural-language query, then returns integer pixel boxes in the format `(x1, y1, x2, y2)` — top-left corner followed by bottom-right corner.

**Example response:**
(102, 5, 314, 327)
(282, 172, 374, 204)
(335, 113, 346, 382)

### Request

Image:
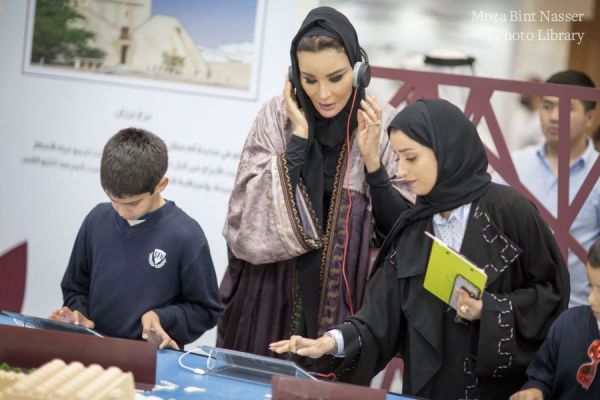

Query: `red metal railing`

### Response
(372, 67, 600, 264)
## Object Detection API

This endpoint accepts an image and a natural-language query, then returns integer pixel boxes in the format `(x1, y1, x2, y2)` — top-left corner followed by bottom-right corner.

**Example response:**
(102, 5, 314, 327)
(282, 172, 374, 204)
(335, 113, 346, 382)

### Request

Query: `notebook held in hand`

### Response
(422, 231, 487, 309)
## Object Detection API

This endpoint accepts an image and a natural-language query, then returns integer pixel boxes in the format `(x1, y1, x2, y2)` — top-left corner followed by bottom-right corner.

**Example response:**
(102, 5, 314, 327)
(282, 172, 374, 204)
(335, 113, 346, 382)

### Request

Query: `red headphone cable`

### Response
(341, 87, 360, 316)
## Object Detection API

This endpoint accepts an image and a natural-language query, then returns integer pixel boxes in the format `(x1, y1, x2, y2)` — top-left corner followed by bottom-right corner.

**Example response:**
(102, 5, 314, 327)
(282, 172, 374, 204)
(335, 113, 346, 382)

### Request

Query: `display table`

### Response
(0, 312, 414, 399)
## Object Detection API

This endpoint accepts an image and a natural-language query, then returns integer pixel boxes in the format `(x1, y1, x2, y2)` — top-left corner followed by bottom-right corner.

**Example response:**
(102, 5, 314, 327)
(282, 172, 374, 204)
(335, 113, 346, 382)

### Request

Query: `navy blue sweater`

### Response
(61, 201, 223, 345)
(521, 306, 600, 399)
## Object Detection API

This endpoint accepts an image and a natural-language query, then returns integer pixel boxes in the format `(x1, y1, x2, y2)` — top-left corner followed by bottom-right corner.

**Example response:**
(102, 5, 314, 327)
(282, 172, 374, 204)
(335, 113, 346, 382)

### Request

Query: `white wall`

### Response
(510, 0, 594, 80)
(0, 0, 298, 347)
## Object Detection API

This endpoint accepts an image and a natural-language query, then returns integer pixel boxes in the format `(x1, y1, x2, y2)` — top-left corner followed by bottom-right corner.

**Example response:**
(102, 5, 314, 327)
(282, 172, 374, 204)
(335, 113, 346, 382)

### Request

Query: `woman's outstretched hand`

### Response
(356, 94, 383, 172)
(269, 334, 337, 359)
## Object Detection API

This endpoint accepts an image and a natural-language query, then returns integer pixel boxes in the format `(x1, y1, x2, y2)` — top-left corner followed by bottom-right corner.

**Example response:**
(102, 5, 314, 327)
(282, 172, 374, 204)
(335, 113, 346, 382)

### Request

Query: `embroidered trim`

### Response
(296, 181, 321, 239)
(276, 154, 323, 251)
(317, 141, 351, 336)
(474, 205, 520, 276)
(489, 293, 514, 378)
(462, 356, 480, 400)
(288, 268, 303, 338)
(387, 249, 397, 266)
(336, 322, 361, 380)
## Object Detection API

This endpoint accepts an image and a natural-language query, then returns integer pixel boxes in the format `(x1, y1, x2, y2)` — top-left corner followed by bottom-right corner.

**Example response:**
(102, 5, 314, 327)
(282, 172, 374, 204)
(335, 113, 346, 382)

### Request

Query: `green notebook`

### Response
(423, 231, 487, 310)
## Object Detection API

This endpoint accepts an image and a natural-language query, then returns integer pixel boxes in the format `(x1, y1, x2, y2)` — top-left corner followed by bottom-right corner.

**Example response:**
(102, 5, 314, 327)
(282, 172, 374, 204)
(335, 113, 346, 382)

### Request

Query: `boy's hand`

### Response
(141, 311, 180, 350)
(49, 306, 95, 329)
(509, 388, 544, 400)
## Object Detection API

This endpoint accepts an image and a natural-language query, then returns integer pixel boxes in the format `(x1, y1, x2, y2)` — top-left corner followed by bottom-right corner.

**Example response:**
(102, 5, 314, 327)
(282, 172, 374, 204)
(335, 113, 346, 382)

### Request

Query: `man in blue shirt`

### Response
(496, 70, 599, 307)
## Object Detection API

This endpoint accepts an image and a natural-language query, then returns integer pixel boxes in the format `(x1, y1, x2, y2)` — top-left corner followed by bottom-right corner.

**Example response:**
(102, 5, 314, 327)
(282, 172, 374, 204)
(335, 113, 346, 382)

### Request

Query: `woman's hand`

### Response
(356, 94, 383, 172)
(269, 334, 336, 359)
(283, 73, 309, 139)
(456, 288, 483, 321)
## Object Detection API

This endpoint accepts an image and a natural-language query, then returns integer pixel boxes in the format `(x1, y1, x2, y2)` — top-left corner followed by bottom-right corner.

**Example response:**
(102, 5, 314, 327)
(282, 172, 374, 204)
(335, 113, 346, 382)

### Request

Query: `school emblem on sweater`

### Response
(148, 249, 167, 269)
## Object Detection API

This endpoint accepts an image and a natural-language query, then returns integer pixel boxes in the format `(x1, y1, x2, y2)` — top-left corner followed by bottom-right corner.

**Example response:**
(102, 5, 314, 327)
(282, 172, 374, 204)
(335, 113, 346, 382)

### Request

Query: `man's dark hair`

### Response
(593, 125, 600, 151)
(100, 128, 168, 198)
(546, 70, 596, 112)
(589, 237, 600, 269)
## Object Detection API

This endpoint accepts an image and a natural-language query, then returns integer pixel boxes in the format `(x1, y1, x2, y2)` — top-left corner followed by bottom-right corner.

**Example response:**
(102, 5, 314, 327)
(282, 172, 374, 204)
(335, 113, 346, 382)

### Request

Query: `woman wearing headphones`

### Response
(218, 6, 414, 357)
(271, 99, 569, 399)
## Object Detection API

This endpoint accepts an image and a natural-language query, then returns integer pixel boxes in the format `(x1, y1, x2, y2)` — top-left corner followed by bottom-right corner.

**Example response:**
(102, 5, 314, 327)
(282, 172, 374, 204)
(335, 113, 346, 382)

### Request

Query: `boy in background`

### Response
(510, 237, 600, 399)
(51, 128, 223, 349)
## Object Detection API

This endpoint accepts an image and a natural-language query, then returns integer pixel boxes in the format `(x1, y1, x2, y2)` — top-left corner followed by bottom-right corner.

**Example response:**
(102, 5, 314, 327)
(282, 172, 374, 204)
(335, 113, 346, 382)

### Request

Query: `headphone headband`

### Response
(359, 47, 369, 63)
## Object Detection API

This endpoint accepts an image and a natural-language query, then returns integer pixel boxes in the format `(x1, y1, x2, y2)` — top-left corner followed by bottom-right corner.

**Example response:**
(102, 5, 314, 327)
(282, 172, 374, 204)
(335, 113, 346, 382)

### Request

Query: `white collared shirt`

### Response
(432, 203, 472, 252)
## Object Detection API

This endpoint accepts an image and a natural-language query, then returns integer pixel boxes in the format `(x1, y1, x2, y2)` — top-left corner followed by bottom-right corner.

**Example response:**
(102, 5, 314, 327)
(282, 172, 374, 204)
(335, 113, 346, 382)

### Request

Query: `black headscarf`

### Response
(289, 7, 365, 339)
(289, 6, 365, 223)
(378, 99, 491, 278)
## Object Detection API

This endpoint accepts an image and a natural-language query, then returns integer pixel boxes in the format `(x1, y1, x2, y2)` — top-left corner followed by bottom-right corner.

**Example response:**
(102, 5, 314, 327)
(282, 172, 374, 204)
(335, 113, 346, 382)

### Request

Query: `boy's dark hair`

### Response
(100, 128, 168, 198)
(589, 237, 600, 269)
(546, 70, 596, 112)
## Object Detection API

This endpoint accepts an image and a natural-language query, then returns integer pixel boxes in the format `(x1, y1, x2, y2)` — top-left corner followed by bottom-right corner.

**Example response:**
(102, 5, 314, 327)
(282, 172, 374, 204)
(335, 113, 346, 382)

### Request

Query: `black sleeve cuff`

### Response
(365, 165, 390, 187)
(286, 135, 308, 162)
(285, 135, 308, 191)
(520, 380, 550, 400)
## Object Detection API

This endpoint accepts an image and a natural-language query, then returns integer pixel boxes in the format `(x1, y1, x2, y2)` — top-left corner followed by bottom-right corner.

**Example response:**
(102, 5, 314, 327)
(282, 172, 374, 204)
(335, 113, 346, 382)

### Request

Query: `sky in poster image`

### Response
(152, 0, 259, 48)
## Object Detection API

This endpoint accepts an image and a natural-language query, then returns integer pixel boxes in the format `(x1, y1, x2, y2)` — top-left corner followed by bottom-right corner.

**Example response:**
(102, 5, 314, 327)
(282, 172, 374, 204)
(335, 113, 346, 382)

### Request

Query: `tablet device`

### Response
(1, 310, 104, 337)
(449, 274, 482, 310)
(199, 345, 316, 385)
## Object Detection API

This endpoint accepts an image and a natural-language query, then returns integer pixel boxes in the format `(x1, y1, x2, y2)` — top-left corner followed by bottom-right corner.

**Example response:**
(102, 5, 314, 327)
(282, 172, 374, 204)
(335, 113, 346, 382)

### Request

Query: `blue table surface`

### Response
(0, 313, 412, 399)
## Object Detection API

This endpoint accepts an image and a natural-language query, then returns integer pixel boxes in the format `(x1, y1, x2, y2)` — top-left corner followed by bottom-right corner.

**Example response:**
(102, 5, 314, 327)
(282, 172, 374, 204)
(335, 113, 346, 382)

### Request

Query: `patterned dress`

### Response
(217, 95, 413, 356)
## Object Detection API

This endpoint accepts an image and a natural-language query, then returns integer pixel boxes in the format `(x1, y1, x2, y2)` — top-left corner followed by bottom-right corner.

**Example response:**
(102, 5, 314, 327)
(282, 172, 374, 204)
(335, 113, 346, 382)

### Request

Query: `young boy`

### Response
(51, 128, 223, 349)
(510, 237, 600, 399)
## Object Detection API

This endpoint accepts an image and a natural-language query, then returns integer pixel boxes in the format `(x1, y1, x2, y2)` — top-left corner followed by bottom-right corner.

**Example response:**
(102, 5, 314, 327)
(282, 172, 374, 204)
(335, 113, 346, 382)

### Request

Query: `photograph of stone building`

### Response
(26, 0, 264, 95)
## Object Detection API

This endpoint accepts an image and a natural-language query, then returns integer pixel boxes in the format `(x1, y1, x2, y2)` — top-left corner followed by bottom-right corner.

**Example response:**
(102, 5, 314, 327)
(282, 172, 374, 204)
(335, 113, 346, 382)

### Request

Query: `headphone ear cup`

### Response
(352, 61, 371, 88)
(288, 65, 299, 89)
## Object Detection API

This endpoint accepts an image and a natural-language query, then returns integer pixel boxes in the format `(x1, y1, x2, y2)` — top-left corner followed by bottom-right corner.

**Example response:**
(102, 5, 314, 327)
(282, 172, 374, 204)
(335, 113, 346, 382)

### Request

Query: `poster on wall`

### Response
(23, 0, 267, 99)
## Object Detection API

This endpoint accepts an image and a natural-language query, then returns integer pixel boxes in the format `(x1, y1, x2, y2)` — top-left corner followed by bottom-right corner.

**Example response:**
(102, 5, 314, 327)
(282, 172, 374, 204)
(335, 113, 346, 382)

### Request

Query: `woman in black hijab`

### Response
(218, 7, 413, 357)
(271, 99, 570, 399)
